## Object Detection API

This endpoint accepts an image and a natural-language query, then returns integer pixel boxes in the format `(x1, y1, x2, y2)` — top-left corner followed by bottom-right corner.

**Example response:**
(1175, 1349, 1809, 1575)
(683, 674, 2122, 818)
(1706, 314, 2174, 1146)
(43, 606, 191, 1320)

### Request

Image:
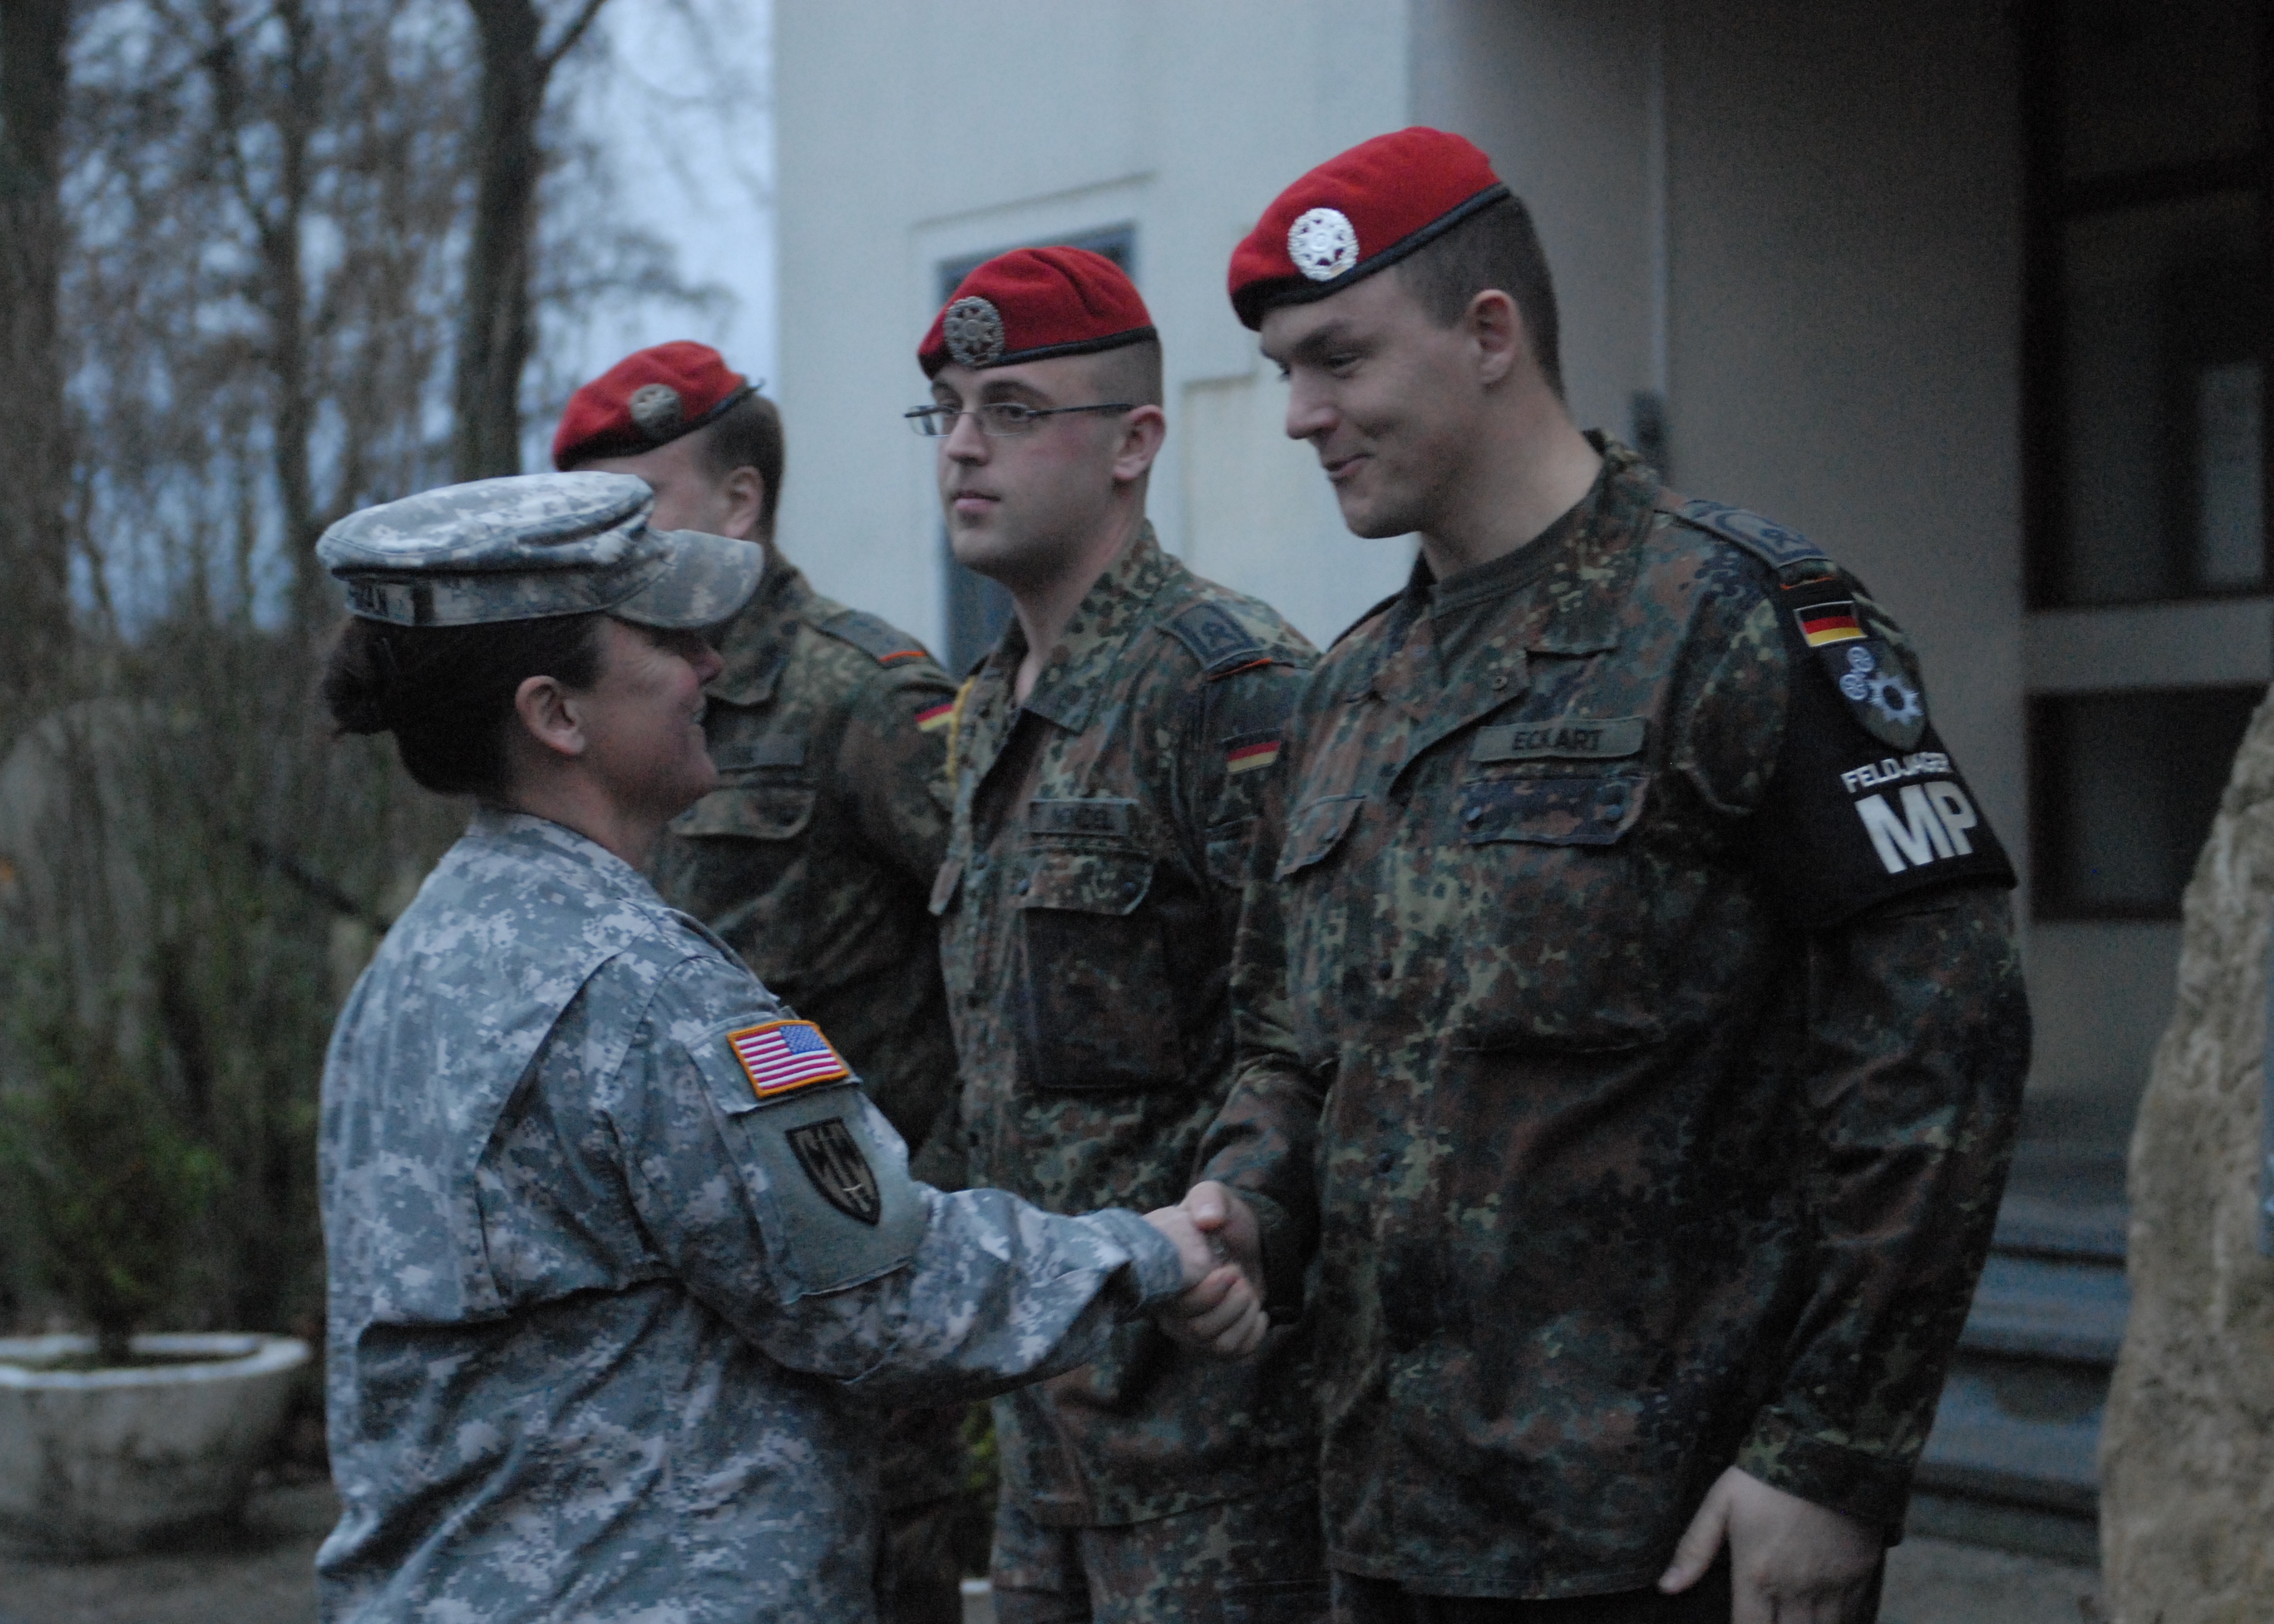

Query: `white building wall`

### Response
(775, 0, 1422, 653)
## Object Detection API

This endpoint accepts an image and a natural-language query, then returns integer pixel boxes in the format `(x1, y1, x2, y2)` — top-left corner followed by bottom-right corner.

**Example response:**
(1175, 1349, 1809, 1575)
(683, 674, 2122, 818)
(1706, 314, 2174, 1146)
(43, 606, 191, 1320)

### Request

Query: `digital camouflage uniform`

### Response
(928, 525, 1326, 1620)
(318, 809, 1188, 1624)
(647, 551, 967, 1620)
(1197, 441, 2029, 1603)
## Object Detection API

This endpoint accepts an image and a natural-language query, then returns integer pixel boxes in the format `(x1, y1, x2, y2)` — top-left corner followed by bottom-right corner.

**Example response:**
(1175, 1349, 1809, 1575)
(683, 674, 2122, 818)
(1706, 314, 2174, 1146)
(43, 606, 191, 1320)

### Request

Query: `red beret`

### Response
(919, 247, 1156, 377)
(1227, 128, 1509, 330)
(553, 341, 755, 470)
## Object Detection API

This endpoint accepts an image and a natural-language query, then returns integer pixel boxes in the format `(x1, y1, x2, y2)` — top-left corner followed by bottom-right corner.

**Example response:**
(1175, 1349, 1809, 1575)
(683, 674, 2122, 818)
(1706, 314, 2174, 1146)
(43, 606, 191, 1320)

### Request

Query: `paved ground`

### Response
(0, 1484, 2102, 1623)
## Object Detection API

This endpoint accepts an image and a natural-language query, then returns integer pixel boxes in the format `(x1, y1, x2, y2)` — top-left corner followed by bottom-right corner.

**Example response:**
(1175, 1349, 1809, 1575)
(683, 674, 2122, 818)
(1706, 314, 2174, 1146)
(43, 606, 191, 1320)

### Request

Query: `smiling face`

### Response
(574, 617, 726, 825)
(929, 353, 1153, 591)
(1260, 269, 1495, 541)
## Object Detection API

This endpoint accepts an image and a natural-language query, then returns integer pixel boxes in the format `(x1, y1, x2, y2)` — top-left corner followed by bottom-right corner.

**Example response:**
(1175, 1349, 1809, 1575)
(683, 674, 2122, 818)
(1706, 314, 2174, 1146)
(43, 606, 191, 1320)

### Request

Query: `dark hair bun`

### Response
(322, 619, 396, 736)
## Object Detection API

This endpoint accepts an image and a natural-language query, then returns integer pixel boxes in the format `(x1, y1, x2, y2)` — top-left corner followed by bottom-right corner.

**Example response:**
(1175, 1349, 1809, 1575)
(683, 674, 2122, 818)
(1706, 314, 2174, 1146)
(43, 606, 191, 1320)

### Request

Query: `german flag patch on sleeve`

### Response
(1224, 729, 1282, 776)
(726, 1018, 852, 1102)
(915, 699, 956, 733)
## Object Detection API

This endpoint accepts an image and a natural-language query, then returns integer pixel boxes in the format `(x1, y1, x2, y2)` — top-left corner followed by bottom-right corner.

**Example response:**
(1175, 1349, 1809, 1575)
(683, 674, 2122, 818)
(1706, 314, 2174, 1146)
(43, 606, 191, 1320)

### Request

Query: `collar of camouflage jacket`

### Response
(464, 804, 660, 905)
(706, 543, 808, 706)
(983, 520, 1181, 735)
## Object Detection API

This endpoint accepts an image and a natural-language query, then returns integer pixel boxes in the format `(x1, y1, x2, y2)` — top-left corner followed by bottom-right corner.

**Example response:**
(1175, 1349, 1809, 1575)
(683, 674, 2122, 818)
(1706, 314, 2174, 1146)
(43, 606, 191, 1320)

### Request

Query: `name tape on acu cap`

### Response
(319, 472, 764, 630)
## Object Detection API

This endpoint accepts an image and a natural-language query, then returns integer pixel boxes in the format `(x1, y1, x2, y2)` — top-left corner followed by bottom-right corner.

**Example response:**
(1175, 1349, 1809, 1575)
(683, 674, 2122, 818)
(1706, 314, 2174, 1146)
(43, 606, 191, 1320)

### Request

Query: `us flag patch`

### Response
(727, 1019, 851, 1101)
(1224, 730, 1282, 776)
(916, 700, 956, 733)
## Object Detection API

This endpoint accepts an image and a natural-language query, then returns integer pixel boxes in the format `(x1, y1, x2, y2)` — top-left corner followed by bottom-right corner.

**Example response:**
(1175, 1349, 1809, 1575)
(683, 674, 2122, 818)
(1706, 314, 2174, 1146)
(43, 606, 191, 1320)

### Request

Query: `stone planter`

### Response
(0, 1332, 310, 1557)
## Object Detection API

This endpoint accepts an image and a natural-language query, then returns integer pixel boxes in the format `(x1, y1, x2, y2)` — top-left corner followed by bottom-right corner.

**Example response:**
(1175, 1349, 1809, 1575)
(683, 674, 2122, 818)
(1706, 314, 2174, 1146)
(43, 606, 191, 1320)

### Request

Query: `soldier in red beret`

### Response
(914, 248, 1327, 1622)
(1177, 129, 2027, 1623)
(554, 344, 970, 1624)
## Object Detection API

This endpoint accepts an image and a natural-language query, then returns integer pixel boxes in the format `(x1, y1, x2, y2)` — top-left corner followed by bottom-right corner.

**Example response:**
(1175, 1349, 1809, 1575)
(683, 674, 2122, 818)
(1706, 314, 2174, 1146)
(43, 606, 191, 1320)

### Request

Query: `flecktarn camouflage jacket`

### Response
(929, 524, 1321, 1526)
(1198, 441, 2028, 1598)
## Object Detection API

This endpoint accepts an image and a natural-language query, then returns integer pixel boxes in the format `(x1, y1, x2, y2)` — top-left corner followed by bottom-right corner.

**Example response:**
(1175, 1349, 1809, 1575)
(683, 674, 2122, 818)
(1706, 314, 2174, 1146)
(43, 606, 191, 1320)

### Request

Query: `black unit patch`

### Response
(785, 1118, 882, 1226)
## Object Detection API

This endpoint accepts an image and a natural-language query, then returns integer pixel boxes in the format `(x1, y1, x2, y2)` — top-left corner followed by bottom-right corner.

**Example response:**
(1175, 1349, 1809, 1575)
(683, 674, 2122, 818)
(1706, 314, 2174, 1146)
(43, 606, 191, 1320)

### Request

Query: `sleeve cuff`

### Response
(1735, 1413, 1915, 1532)
(1242, 1190, 1308, 1323)
(1086, 1207, 1188, 1316)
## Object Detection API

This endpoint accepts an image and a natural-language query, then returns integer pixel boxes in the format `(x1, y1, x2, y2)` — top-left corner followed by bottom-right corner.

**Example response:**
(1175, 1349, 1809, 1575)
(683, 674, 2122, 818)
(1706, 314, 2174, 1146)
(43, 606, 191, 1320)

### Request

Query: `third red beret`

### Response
(554, 341, 754, 471)
(1226, 127, 1509, 330)
(919, 247, 1156, 377)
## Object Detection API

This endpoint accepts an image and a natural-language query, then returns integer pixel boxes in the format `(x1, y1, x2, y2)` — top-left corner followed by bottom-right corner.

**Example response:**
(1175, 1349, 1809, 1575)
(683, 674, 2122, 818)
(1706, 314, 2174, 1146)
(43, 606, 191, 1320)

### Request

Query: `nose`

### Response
(692, 642, 725, 686)
(942, 409, 990, 462)
(1284, 376, 1336, 444)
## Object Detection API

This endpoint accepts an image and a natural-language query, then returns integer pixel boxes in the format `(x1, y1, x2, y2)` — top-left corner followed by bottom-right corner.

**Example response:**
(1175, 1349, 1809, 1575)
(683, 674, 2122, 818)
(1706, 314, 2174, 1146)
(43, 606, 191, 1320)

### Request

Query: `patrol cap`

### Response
(919, 247, 1156, 377)
(552, 340, 755, 470)
(1227, 127, 1509, 330)
(317, 472, 763, 630)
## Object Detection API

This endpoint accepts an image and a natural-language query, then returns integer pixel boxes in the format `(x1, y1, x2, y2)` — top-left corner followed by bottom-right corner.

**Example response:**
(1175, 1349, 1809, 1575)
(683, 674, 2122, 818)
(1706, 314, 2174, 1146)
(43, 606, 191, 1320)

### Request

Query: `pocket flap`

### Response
(1460, 773, 1649, 846)
(1019, 847, 1153, 915)
(1276, 795, 1364, 880)
(671, 785, 817, 841)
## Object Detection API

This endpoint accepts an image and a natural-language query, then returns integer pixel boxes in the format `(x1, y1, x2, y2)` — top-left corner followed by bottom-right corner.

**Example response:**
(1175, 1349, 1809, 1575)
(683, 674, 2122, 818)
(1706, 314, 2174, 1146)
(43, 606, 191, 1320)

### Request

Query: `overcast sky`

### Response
(571, 0, 776, 391)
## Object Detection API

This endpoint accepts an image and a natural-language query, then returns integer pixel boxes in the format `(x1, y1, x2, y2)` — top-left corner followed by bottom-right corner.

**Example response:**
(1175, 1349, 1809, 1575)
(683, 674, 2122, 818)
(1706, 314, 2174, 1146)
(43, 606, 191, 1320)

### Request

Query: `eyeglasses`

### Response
(904, 401, 1134, 438)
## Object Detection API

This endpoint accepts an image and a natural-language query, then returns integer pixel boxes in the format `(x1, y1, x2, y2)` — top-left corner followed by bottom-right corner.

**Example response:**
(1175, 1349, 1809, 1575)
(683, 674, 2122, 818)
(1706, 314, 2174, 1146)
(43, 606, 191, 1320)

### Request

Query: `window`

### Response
(936, 226, 1138, 673)
(2030, 686, 2262, 917)
(2023, 0, 2270, 609)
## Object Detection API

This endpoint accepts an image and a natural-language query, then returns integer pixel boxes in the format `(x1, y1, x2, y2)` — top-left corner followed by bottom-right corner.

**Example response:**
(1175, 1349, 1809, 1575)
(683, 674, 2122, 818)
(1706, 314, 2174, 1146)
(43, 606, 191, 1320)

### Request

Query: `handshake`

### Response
(1140, 1181, 1269, 1361)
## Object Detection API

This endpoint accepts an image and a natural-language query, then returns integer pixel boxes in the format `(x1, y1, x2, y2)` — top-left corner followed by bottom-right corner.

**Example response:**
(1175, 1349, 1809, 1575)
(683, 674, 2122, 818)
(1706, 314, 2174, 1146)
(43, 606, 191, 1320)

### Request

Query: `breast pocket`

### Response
(1015, 843, 1183, 1093)
(1451, 768, 1669, 1053)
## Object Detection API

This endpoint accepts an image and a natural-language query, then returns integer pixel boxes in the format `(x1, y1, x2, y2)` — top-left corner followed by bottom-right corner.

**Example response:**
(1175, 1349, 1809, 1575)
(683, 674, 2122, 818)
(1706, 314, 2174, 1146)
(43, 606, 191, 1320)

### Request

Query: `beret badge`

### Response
(942, 296, 1007, 369)
(628, 383, 685, 439)
(1288, 208, 1360, 282)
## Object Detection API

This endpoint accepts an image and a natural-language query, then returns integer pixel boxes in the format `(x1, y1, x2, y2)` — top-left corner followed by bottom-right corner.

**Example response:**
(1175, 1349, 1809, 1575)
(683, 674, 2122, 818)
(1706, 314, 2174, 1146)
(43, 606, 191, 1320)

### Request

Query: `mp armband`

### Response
(1753, 577, 2016, 927)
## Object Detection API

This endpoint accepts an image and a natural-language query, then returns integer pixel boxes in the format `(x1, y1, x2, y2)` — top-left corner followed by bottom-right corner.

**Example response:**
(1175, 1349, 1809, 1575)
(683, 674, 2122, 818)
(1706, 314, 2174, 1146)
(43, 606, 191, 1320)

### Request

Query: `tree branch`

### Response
(538, 0, 609, 75)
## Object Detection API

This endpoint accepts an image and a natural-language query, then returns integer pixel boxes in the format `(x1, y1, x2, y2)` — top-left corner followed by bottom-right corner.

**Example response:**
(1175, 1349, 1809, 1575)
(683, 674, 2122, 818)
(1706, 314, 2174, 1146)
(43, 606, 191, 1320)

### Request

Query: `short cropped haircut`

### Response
(1395, 196, 1565, 399)
(698, 393, 786, 536)
(1088, 337, 1164, 410)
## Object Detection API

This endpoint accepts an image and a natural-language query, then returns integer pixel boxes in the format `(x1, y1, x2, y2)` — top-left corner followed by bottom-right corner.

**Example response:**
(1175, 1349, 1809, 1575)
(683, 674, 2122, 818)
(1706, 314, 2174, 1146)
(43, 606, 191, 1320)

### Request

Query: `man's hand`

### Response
(1658, 1467, 1881, 1624)
(1142, 1205, 1267, 1358)
(1180, 1180, 1265, 1300)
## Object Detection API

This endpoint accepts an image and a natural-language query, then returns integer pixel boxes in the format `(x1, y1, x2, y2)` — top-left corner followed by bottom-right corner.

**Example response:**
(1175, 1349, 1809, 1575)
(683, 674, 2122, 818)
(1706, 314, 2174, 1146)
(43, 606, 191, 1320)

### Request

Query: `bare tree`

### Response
(452, 0, 609, 482)
(0, 0, 74, 716)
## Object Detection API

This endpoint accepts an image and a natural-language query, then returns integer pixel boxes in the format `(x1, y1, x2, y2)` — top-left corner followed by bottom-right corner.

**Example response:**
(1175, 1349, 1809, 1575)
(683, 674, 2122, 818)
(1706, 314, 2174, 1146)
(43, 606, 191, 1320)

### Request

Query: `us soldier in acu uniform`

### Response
(913, 250, 1327, 1623)
(310, 473, 1262, 1624)
(554, 346, 967, 1623)
(1177, 130, 2029, 1624)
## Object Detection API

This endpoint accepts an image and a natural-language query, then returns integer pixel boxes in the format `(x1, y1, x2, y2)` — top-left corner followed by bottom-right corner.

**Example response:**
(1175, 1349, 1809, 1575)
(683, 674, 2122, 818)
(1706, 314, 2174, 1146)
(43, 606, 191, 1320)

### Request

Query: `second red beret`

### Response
(919, 247, 1156, 377)
(554, 341, 754, 471)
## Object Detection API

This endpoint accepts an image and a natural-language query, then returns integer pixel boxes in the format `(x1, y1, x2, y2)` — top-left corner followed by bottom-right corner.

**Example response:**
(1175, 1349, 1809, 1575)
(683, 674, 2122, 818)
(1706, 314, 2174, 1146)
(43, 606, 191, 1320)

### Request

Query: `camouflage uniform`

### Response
(1198, 441, 2028, 1602)
(928, 524, 1325, 1620)
(653, 549, 959, 1147)
(648, 549, 968, 1623)
(318, 809, 1187, 1624)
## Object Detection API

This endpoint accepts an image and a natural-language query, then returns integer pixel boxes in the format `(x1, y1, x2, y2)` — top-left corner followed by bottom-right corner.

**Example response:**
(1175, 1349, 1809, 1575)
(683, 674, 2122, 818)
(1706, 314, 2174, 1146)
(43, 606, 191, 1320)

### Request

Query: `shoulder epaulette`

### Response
(1330, 589, 1405, 651)
(1656, 493, 1831, 579)
(1163, 599, 1270, 679)
(818, 608, 933, 668)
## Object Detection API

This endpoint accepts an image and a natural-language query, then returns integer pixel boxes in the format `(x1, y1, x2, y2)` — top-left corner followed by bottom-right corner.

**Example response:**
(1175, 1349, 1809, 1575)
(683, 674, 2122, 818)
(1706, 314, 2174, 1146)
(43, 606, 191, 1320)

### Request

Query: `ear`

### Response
(1466, 288, 1525, 388)
(721, 465, 766, 541)
(513, 673, 589, 761)
(1110, 404, 1168, 485)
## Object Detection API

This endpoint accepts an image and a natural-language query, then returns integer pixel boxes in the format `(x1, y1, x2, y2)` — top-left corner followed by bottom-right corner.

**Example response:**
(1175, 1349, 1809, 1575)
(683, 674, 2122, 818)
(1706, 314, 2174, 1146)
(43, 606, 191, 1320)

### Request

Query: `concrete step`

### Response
(1910, 1194, 2128, 1562)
